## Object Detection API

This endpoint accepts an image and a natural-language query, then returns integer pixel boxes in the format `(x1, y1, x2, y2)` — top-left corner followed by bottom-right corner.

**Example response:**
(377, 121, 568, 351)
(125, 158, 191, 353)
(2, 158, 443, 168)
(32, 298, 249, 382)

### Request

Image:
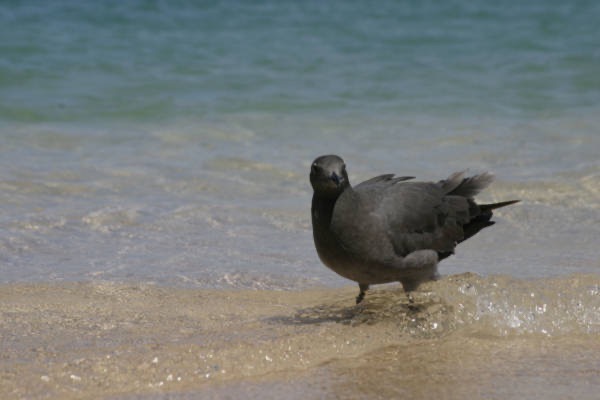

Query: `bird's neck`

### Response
(311, 193, 342, 266)
(311, 193, 338, 229)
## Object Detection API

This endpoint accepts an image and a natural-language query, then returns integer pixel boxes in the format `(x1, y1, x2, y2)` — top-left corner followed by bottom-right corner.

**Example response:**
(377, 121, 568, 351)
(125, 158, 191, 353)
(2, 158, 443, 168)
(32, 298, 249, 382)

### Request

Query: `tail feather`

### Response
(438, 170, 520, 249)
(439, 172, 495, 198)
(449, 172, 495, 198)
(480, 199, 521, 211)
(437, 171, 466, 194)
(461, 216, 495, 243)
(460, 199, 520, 243)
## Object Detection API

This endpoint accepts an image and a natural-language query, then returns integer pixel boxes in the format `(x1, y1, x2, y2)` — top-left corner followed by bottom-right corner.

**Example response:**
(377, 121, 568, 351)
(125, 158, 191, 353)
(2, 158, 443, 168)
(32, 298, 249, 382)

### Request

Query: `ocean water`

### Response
(1, 1, 599, 399)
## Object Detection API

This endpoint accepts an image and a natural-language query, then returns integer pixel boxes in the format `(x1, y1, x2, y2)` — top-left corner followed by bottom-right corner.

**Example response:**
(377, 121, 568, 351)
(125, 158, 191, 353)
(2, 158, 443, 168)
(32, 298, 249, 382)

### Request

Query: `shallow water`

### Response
(1, 1, 599, 398)
(1, 274, 598, 399)
(1, 0, 599, 287)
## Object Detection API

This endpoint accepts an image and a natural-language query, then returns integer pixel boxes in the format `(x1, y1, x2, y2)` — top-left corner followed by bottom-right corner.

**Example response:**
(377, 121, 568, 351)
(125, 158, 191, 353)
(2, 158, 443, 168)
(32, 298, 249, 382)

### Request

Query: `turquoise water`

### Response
(2, 1, 599, 123)
(0, 1, 599, 286)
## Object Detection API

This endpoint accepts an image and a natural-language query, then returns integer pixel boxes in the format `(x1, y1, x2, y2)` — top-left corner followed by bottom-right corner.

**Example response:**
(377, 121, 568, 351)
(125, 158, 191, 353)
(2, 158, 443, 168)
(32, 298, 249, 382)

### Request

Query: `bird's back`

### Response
(333, 172, 499, 262)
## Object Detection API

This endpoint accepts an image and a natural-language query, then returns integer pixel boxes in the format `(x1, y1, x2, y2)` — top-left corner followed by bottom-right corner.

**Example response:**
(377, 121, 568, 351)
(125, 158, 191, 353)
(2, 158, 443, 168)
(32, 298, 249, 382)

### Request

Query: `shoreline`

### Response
(1, 275, 599, 399)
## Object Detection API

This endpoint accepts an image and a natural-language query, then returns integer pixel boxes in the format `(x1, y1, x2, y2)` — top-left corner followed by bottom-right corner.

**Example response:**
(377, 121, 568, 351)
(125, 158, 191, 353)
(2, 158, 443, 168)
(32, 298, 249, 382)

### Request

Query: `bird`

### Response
(309, 154, 519, 304)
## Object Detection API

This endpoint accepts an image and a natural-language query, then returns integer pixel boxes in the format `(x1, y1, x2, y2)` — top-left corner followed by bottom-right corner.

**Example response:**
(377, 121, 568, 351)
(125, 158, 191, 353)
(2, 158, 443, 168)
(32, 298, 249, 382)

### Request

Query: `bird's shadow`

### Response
(266, 288, 443, 328)
(267, 302, 364, 326)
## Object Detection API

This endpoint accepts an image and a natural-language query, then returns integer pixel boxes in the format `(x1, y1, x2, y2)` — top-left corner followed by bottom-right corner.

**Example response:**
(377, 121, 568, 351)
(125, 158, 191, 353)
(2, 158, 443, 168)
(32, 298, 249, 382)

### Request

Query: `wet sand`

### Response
(1, 274, 599, 399)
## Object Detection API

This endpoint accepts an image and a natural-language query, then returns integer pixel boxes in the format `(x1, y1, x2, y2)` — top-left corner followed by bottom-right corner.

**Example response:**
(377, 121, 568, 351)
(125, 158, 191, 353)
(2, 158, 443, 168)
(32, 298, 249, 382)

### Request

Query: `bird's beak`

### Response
(330, 172, 343, 186)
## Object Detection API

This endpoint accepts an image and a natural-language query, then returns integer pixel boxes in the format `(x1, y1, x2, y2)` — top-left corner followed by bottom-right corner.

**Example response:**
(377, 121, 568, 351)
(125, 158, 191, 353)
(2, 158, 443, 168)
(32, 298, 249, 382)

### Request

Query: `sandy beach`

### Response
(2, 274, 598, 399)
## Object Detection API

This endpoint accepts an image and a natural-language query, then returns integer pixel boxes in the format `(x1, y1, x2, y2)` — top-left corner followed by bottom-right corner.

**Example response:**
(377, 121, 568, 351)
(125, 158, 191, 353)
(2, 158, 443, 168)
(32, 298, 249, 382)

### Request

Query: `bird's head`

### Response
(310, 155, 350, 197)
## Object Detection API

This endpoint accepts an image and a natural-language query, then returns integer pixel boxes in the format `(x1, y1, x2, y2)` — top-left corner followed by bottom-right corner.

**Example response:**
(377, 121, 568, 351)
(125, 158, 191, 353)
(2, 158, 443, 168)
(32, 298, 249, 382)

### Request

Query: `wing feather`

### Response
(336, 170, 505, 263)
(355, 174, 414, 189)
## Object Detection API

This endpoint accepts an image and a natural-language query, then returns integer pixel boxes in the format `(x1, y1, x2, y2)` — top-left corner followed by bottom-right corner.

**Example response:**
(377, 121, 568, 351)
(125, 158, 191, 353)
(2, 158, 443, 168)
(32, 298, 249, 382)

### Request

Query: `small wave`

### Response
(448, 273, 599, 336)
(315, 273, 600, 337)
(14, 215, 67, 233)
(81, 206, 146, 233)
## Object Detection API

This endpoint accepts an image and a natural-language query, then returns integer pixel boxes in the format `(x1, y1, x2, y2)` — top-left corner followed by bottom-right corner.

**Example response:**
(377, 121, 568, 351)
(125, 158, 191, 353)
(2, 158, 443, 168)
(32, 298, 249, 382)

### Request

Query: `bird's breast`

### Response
(312, 225, 400, 284)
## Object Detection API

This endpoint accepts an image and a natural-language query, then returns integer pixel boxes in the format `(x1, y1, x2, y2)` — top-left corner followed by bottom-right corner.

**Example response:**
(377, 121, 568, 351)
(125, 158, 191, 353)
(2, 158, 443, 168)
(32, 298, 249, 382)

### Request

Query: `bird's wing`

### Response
(331, 180, 464, 264)
(371, 181, 473, 258)
(376, 171, 497, 257)
(355, 174, 415, 189)
(333, 171, 495, 262)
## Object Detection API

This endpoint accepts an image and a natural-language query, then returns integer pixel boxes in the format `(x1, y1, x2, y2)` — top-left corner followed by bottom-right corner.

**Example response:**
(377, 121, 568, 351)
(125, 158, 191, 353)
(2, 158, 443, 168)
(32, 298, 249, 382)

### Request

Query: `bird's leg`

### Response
(399, 250, 439, 307)
(406, 291, 418, 311)
(356, 283, 369, 304)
